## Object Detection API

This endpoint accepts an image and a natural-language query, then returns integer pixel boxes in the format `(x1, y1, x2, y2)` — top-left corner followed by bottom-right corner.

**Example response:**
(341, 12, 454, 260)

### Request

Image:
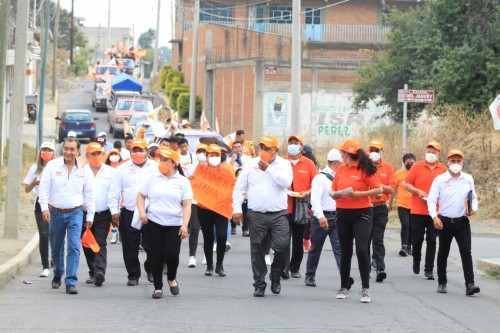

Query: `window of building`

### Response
(305, 8, 321, 24)
(200, 3, 234, 23)
(269, 6, 292, 24)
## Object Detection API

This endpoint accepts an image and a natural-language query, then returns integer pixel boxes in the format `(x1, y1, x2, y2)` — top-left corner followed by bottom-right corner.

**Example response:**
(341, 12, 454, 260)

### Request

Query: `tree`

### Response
(138, 28, 155, 49)
(41, 1, 88, 50)
(352, 0, 500, 122)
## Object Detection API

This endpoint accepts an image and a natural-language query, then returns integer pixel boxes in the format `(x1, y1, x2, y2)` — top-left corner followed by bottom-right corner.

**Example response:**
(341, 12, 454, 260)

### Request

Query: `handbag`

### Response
(291, 181, 311, 225)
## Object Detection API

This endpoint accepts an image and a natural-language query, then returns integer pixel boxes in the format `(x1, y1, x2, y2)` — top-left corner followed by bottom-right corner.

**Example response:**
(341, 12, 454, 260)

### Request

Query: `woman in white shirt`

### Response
(137, 147, 193, 299)
(23, 142, 55, 277)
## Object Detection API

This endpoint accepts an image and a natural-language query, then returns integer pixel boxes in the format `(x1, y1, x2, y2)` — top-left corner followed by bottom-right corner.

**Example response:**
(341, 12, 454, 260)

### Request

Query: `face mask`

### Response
(369, 152, 381, 162)
(259, 150, 272, 163)
(131, 152, 147, 164)
(109, 155, 120, 163)
(196, 153, 206, 162)
(158, 161, 170, 174)
(87, 156, 101, 168)
(208, 156, 221, 167)
(425, 153, 438, 163)
(149, 150, 157, 158)
(40, 151, 53, 162)
(405, 162, 413, 170)
(449, 163, 462, 174)
(287, 144, 300, 156)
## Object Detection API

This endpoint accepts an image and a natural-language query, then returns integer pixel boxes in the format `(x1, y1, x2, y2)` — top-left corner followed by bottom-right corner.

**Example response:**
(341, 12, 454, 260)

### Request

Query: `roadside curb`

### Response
(0, 233, 39, 289)
(476, 258, 500, 275)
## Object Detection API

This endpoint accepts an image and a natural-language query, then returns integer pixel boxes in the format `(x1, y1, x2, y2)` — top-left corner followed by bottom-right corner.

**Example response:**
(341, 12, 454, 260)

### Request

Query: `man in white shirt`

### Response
(178, 137, 197, 173)
(427, 148, 480, 296)
(81, 142, 115, 287)
(108, 139, 159, 286)
(233, 135, 293, 297)
(38, 138, 95, 295)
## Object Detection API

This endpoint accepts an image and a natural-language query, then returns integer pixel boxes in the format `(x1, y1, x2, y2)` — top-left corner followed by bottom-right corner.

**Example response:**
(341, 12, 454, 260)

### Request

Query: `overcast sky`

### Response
(59, 0, 174, 46)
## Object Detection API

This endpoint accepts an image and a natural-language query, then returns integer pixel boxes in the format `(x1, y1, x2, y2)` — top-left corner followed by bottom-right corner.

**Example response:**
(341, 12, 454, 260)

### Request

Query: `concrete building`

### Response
(171, 0, 418, 143)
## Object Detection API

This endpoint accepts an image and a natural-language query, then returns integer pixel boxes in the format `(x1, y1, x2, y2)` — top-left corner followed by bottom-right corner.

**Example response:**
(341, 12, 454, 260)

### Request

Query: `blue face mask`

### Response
(288, 144, 301, 156)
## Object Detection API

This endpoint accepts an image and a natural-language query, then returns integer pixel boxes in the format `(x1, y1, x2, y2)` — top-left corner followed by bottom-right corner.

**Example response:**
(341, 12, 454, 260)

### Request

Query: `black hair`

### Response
(175, 133, 185, 138)
(235, 168, 243, 178)
(301, 144, 320, 170)
(178, 138, 188, 146)
(236, 129, 245, 136)
(64, 137, 81, 150)
(232, 140, 243, 148)
(402, 153, 416, 162)
(176, 164, 185, 176)
(125, 134, 134, 142)
(349, 149, 377, 176)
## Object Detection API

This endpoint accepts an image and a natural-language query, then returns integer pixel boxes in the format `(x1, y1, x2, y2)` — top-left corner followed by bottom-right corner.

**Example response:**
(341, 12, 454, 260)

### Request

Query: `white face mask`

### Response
(449, 164, 462, 174)
(369, 152, 381, 162)
(425, 153, 438, 163)
(208, 156, 221, 167)
(109, 155, 120, 163)
(196, 153, 206, 162)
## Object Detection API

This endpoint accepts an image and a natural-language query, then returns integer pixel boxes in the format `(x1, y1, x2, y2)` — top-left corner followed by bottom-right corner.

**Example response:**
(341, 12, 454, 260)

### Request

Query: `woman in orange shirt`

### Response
(331, 139, 382, 303)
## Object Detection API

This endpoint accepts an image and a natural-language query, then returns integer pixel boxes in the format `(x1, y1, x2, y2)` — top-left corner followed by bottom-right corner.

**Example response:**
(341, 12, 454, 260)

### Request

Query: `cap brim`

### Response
(199, 137, 231, 152)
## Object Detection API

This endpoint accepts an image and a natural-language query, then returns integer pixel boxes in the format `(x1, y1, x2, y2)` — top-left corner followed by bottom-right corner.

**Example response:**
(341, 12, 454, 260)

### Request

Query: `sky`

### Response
(59, 0, 174, 47)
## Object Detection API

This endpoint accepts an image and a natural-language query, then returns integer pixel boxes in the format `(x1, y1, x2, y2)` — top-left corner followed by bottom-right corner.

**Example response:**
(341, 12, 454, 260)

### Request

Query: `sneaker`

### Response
(360, 288, 371, 303)
(39, 268, 50, 277)
(188, 256, 196, 268)
(202, 256, 207, 265)
(242, 230, 250, 237)
(265, 255, 271, 266)
(399, 245, 408, 257)
(424, 270, 435, 280)
(303, 240, 311, 252)
(336, 288, 349, 299)
(110, 231, 118, 244)
(225, 242, 231, 252)
(213, 243, 217, 252)
(231, 227, 237, 235)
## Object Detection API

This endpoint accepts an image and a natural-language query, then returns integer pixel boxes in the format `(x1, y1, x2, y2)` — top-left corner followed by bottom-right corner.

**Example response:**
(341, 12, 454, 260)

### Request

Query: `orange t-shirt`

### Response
(332, 161, 381, 209)
(370, 159, 396, 203)
(285, 155, 318, 213)
(394, 168, 412, 209)
(136, 127, 146, 139)
(404, 160, 447, 215)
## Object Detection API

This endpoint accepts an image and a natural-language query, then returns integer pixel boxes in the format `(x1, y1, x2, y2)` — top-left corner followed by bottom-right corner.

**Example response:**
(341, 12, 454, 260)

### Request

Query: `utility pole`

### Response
(402, 83, 408, 153)
(5, 0, 30, 239)
(69, 0, 74, 65)
(37, 0, 50, 151)
(0, 0, 12, 168)
(291, 0, 301, 134)
(152, 0, 161, 77)
(188, 0, 200, 124)
(52, 0, 60, 100)
(107, 0, 111, 50)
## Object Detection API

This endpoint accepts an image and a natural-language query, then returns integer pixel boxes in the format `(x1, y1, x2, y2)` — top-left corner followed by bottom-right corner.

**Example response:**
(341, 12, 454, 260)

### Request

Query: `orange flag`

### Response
(86, 65, 94, 80)
(200, 110, 210, 131)
(215, 116, 220, 134)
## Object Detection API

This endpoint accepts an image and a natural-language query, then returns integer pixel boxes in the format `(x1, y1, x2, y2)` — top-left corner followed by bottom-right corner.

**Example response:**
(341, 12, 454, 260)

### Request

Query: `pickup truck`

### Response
(107, 91, 154, 138)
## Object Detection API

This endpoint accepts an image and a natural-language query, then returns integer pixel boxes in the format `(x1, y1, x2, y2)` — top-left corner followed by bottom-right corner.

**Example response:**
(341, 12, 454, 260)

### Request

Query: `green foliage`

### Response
(159, 65, 173, 88)
(138, 29, 156, 49)
(177, 93, 202, 119)
(165, 79, 186, 96)
(48, 1, 88, 50)
(68, 46, 95, 75)
(166, 70, 184, 86)
(169, 86, 190, 109)
(352, 0, 500, 121)
(141, 48, 154, 78)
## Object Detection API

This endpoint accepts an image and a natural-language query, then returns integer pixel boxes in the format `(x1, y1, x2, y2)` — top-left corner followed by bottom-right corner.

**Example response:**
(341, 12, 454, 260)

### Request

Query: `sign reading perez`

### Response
(398, 89, 435, 103)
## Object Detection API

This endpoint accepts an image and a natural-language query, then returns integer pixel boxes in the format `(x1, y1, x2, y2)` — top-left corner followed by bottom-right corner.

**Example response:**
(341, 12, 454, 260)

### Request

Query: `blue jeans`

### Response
(213, 222, 231, 243)
(306, 213, 341, 277)
(49, 207, 83, 286)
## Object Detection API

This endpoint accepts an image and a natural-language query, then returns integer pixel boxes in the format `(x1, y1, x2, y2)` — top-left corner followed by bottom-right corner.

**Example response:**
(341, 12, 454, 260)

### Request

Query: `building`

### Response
(171, 0, 417, 143)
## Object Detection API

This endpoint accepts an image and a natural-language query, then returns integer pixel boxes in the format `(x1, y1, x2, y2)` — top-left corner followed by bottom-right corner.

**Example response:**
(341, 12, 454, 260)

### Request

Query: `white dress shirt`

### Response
(108, 158, 159, 215)
(120, 149, 131, 160)
(232, 154, 252, 171)
(427, 170, 478, 219)
(84, 163, 115, 212)
(24, 164, 41, 198)
(38, 157, 95, 221)
(233, 155, 293, 214)
(311, 166, 336, 219)
(138, 171, 193, 226)
(180, 152, 198, 173)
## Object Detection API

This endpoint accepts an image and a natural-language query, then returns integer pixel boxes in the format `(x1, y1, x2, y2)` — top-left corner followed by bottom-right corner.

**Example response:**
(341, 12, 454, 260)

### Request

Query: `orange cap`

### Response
(426, 141, 442, 152)
(206, 144, 221, 154)
(259, 135, 279, 148)
(196, 143, 208, 152)
(287, 135, 304, 145)
(131, 139, 148, 149)
(336, 139, 361, 154)
(108, 148, 120, 155)
(86, 142, 103, 154)
(368, 138, 384, 150)
(157, 147, 180, 165)
(446, 148, 464, 159)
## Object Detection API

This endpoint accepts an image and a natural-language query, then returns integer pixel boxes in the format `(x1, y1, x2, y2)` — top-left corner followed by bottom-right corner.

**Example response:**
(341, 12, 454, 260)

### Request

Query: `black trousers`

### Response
(368, 205, 389, 271)
(119, 208, 152, 280)
(411, 214, 437, 272)
(198, 206, 228, 266)
(81, 210, 111, 277)
(247, 209, 289, 289)
(398, 207, 412, 247)
(34, 200, 50, 269)
(231, 199, 249, 231)
(188, 204, 200, 257)
(437, 216, 475, 286)
(143, 221, 181, 290)
(284, 214, 306, 274)
(336, 208, 372, 289)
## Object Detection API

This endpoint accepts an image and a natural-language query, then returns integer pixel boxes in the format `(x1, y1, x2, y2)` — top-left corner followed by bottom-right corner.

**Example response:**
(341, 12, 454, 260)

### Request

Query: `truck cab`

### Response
(107, 91, 154, 138)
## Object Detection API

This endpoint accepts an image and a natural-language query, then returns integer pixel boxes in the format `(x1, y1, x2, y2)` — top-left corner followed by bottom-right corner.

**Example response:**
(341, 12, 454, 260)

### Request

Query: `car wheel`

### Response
(113, 130, 119, 139)
(89, 136, 96, 142)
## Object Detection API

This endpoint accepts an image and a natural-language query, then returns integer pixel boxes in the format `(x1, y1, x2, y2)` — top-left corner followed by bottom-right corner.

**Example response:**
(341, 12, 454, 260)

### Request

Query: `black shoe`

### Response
(466, 283, 480, 296)
(86, 276, 95, 284)
(413, 261, 420, 274)
(152, 290, 163, 299)
(437, 284, 447, 293)
(290, 271, 301, 279)
(215, 264, 226, 277)
(281, 271, 290, 280)
(399, 245, 408, 257)
(424, 270, 435, 280)
(270, 275, 281, 294)
(147, 272, 154, 283)
(304, 276, 316, 287)
(168, 280, 180, 295)
(376, 271, 387, 282)
(51, 276, 61, 289)
(127, 279, 138, 286)
(65, 285, 78, 294)
(205, 265, 214, 276)
(231, 227, 237, 235)
(347, 277, 355, 290)
(242, 230, 250, 237)
(94, 272, 105, 287)
(407, 247, 413, 256)
(253, 287, 265, 297)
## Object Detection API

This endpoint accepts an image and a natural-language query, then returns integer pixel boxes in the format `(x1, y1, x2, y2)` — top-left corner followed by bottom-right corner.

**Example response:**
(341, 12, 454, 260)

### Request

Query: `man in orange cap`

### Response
(404, 141, 447, 280)
(427, 149, 480, 296)
(108, 139, 159, 286)
(367, 139, 396, 283)
(233, 135, 293, 297)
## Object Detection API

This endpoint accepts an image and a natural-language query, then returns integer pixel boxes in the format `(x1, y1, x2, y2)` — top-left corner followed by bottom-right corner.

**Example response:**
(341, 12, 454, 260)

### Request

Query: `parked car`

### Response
(91, 83, 110, 112)
(56, 109, 96, 143)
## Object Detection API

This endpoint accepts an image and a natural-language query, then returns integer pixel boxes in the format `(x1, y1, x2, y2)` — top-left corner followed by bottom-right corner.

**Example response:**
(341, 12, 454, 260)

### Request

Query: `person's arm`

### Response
(137, 192, 148, 224)
(403, 181, 428, 199)
(310, 175, 324, 220)
(38, 162, 52, 223)
(468, 175, 478, 216)
(388, 184, 398, 212)
(24, 165, 38, 193)
(427, 177, 442, 229)
(108, 167, 123, 226)
(179, 199, 192, 239)
(83, 167, 95, 228)
(265, 159, 293, 189)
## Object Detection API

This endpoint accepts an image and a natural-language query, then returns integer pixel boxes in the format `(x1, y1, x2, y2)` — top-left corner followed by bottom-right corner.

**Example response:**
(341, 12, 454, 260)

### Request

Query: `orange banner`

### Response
(191, 165, 235, 219)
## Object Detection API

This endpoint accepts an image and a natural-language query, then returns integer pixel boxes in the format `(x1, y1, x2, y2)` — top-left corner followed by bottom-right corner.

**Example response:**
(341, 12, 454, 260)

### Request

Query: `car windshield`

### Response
(123, 59, 134, 67)
(116, 100, 152, 112)
(64, 112, 91, 121)
(130, 114, 149, 126)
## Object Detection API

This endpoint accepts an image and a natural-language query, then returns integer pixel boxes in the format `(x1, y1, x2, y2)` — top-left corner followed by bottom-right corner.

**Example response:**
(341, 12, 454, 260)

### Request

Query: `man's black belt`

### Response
(323, 210, 336, 215)
(438, 215, 466, 223)
(95, 209, 111, 215)
(49, 205, 82, 213)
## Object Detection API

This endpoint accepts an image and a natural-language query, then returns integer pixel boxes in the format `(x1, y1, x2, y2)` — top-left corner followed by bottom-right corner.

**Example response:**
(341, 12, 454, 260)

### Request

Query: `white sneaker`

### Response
(336, 288, 349, 299)
(213, 243, 217, 252)
(188, 256, 196, 268)
(265, 255, 271, 266)
(202, 256, 207, 264)
(360, 288, 371, 303)
(225, 242, 231, 252)
(39, 268, 50, 277)
(110, 230, 118, 244)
